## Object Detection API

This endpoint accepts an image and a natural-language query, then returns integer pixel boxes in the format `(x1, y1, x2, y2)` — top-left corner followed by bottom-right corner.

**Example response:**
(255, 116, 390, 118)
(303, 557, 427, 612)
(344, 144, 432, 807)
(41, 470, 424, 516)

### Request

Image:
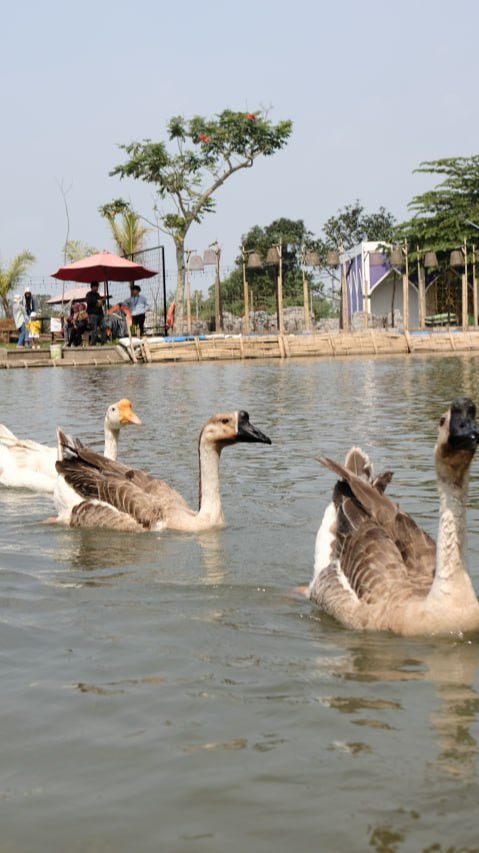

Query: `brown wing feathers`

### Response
(56, 429, 164, 529)
(317, 450, 436, 600)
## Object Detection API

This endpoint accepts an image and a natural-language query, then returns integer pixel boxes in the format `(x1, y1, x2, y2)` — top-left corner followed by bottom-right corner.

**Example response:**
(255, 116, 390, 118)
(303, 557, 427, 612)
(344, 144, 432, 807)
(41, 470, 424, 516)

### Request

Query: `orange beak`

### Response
(117, 398, 142, 426)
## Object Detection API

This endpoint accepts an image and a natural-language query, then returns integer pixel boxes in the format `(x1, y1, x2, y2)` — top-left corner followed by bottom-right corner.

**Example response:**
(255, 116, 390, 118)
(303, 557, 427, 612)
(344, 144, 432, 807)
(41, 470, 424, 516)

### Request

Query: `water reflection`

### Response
(313, 628, 479, 781)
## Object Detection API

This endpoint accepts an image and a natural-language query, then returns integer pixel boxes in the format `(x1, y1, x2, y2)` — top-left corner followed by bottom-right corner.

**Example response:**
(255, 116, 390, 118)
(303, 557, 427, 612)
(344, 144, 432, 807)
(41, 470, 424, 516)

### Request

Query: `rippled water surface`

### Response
(2, 355, 479, 852)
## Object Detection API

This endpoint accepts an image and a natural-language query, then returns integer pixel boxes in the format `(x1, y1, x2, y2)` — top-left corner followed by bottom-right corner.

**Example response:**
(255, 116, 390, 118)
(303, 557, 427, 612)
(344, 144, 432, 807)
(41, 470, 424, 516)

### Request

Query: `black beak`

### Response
(448, 397, 479, 451)
(237, 410, 272, 445)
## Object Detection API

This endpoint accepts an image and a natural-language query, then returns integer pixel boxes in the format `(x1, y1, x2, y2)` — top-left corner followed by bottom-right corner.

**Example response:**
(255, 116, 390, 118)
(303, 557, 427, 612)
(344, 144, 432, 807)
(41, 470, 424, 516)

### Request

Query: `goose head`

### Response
(105, 399, 142, 432)
(200, 410, 272, 448)
(435, 397, 479, 486)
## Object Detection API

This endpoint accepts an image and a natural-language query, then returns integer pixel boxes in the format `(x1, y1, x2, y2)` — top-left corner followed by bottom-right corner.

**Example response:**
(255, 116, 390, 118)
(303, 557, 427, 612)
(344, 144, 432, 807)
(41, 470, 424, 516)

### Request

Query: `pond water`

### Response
(1, 355, 479, 852)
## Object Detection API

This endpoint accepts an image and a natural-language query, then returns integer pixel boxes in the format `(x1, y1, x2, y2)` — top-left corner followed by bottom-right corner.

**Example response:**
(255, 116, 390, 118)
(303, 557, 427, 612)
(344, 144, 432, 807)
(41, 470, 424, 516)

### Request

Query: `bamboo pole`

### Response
(417, 247, 426, 329)
(402, 240, 409, 331)
(473, 245, 478, 328)
(242, 245, 250, 336)
(340, 246, 350, 331)
(214, 243, 222, 333)
(277, 240, 284, 335)
(185, 249, 192, 335)
(462, 238, 468, 330)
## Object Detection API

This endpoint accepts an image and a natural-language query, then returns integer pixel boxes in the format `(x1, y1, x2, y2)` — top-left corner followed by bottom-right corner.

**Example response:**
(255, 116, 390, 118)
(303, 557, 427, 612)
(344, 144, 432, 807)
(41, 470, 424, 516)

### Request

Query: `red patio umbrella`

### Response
(51, 250, 157, 305)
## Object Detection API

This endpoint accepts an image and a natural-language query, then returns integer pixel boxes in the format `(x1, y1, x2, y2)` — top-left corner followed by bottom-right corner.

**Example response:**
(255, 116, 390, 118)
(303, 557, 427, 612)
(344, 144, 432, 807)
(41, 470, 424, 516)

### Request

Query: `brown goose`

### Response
(309, 398, 479, 636)
(53, 411, 271, 533)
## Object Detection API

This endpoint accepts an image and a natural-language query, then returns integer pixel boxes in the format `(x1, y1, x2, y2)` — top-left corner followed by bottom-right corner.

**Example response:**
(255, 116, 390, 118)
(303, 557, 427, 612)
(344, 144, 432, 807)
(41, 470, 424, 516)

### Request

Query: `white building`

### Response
(342, 242, 419, 327)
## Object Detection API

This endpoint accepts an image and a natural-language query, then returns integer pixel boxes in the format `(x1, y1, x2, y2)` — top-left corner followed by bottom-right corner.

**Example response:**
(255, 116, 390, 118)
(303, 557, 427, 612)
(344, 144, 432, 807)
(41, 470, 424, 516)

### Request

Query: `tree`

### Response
(99, 199, 150, 257)
(397, 156, 479, 255)
(64, 240, 98, 263)
(0, 251, 35, 315)
(221, 218, 315, 313)
(318, 201, 396, 258)
(109, 109, 292, 331)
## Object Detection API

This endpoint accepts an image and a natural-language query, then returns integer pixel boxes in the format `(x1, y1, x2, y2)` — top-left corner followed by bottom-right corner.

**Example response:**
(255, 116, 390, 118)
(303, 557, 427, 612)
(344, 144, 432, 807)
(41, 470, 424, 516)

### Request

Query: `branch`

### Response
(190, 156, 254, 223)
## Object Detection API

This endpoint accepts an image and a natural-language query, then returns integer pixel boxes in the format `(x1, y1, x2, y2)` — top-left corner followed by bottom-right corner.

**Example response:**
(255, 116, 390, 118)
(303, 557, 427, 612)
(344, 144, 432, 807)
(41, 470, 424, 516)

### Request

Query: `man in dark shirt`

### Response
(86, 282, 106, 345)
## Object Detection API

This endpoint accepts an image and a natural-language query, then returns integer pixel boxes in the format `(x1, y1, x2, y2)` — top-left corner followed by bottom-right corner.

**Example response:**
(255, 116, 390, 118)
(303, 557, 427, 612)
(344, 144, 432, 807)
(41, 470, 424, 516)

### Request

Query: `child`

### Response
(28, 312, 41, 349)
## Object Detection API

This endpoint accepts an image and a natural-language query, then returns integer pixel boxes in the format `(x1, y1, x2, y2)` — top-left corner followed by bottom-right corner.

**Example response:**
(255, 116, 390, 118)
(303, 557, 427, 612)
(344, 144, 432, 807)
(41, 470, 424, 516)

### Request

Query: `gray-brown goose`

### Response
(54, 411, 271, 532)
(309, 398, 479, 636)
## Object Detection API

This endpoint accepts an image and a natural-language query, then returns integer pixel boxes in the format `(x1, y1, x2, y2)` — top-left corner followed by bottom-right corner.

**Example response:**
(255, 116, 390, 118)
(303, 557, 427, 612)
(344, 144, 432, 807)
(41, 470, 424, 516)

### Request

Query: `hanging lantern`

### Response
(424, 251, 438, 268)
(189, 254, 204, 272)
(203, 249, 216, 266)
(266, 247, 280, 265)
(247, 252, 262, 269)
(369, 251, 385, 266)
(305, 251, 320, 266)
(326, 250, 340, 267)
(389, 248, 404, 267)
(450, 249, 464, 268)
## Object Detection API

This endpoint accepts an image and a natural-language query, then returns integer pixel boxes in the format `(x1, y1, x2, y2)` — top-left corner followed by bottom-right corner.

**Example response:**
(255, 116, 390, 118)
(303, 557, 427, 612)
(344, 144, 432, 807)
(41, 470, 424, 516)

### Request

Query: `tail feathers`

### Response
(344, 446, 373, 481)
(0, 424, 19, 448)
(56, 428, 84, 463)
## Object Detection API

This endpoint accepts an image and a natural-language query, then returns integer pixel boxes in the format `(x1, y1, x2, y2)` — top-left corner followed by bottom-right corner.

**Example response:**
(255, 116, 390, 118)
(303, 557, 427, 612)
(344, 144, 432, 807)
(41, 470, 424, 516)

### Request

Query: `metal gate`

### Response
(127, 245, 167, 335)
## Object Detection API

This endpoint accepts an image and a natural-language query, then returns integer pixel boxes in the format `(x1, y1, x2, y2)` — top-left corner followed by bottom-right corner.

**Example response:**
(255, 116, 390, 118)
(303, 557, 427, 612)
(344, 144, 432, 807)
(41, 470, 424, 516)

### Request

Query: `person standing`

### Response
(120, 285, 149, 337)
(23, 288, 36, 318)
(13, 294, 28, 347)
(86, 282, 106, 345)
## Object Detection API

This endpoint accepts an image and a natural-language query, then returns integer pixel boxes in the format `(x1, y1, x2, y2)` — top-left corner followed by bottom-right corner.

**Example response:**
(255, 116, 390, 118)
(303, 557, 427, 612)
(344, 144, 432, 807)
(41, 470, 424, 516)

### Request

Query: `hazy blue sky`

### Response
(2, 0, 477, 289)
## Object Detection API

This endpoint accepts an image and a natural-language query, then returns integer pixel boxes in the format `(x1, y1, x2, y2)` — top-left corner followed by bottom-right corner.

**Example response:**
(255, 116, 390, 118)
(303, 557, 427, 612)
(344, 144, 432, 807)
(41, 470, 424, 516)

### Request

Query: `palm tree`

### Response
(0, 251, 35, 315)
(99, 200, 150, 258)
(64, 240, 98, 262)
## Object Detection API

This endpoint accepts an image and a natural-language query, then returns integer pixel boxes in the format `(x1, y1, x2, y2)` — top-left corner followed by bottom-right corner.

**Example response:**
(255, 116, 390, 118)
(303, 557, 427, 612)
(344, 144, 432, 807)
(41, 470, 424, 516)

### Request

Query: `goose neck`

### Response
(197, 435, 224, 525)
(103, 419, 119, 461)
(432, 471, 473, 599)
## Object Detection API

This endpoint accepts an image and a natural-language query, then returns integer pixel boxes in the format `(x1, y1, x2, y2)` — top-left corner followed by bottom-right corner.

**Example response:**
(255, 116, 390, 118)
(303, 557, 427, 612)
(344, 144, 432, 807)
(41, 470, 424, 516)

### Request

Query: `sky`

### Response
(1, 0, 478, 293)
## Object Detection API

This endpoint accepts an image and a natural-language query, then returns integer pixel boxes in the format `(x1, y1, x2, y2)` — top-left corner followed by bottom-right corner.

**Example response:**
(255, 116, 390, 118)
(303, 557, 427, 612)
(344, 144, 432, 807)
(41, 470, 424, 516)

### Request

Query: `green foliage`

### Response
(397, 156, 479, 255)
(317, 201, 396, 259)
(64, 240, 98, 263)
(111, 109, 292, 242)
(110, 109, 292, 330)
(99, 201, 149, 257)
(0, 251, 35, 315)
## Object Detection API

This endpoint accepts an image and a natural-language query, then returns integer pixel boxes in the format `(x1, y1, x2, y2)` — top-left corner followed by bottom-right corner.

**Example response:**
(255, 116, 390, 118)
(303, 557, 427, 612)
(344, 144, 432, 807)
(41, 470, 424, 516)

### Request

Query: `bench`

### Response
(0, 318, 17, 343)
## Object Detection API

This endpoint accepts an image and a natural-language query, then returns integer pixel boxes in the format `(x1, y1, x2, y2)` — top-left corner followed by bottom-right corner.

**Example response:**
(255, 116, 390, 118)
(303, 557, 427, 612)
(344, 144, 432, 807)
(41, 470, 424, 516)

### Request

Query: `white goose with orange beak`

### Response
(0, 399, 141, 493)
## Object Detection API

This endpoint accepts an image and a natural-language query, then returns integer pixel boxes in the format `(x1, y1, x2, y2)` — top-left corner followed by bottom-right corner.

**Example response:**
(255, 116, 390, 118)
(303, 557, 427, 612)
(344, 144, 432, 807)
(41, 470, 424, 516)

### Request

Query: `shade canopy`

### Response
(47, 285, 103, 305)
(51, 251, 157, 283)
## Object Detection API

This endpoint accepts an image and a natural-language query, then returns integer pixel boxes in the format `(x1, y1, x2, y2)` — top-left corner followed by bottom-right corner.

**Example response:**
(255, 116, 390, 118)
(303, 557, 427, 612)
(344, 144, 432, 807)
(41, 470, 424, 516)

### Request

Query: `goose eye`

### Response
(222, 418, 229, 425)
(440, 416, 445, 426)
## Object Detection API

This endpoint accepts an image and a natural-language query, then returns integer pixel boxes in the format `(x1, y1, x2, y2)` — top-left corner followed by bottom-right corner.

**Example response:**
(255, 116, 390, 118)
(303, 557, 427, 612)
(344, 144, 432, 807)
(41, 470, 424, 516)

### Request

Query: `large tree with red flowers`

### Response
(109, 109, 292, 332)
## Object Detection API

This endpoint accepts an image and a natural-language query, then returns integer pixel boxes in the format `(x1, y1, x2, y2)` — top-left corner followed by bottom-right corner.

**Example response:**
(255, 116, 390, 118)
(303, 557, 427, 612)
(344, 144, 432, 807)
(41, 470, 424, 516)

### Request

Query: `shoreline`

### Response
(1, 329, 479, 369)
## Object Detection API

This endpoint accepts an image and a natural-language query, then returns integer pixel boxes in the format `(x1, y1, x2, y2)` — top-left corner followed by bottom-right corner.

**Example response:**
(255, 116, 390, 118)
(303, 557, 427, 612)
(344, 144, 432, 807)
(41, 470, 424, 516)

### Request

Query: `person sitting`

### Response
(120, 285, 149, 337)
(86, 282, 106, 345)
(66, 302, 88, 347)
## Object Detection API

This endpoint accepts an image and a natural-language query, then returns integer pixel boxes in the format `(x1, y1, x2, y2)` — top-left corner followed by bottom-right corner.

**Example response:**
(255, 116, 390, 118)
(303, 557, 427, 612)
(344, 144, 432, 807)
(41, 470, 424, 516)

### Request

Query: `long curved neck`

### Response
(197, 436, 224, 525)
(103, 419, 119, 461)
(430, 470, 475, 602)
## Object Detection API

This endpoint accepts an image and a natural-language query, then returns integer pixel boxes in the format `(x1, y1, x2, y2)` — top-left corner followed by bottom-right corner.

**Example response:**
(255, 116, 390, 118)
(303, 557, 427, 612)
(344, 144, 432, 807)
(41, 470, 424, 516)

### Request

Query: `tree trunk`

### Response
(173, 237, 185, 334)
(1, 294, 10, 316)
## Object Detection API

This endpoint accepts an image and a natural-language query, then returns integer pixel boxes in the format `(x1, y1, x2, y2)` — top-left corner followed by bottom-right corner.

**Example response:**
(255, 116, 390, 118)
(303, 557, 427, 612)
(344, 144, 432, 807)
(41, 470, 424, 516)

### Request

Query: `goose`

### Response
(308, 397, 479, 636)
(0, 399, 141, 493)
(53, 410, 271, 532)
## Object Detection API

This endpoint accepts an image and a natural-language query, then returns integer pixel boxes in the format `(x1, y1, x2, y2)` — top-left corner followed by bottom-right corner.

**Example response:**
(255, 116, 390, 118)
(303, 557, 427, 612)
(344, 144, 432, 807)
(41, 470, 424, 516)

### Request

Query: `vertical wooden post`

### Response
(417, 247, 426, 329)
(402, 240, 409, 331)
(462, 238, 468, 330)
(473, 245, 478, 328)
(340, 245, 350, 331)
(214, 243, 223, 333)
(363, 245, 370, 325)
(242, 245, 250, 335)
(301, 246, 311, 332)
(185, 250, 192, 335)
(277, 239, 284, 334)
